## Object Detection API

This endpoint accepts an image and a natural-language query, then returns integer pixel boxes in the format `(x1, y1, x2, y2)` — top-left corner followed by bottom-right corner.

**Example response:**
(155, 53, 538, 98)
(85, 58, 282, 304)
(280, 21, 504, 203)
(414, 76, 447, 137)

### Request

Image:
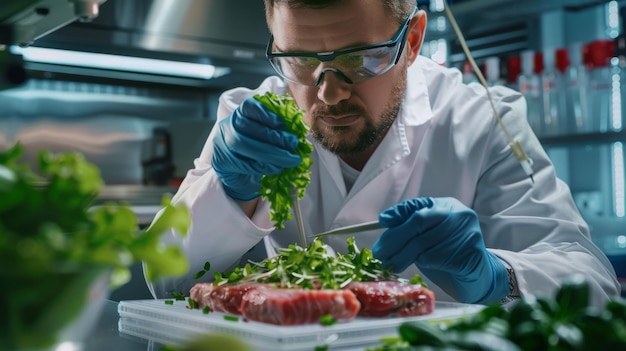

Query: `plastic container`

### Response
(518, 50, 544, 136)
(485, 56, 504, 86)
(506, 55, 521, 91)
(587, 39, 621, 133)
(541, 48, 566, 136)
(565, 43, 591, 134)
(118, 299, 485, 351)
(462, 61, 478, 84)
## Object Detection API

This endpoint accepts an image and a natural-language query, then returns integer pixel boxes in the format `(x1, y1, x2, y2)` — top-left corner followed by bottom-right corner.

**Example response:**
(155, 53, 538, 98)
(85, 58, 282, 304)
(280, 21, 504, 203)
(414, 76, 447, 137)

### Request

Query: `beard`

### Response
(310, 70, 407, 157)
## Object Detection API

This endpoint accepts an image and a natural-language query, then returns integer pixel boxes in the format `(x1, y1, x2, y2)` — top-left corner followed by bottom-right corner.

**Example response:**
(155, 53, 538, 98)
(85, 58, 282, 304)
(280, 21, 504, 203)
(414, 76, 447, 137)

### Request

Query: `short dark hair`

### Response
(263, 0, 415, 30)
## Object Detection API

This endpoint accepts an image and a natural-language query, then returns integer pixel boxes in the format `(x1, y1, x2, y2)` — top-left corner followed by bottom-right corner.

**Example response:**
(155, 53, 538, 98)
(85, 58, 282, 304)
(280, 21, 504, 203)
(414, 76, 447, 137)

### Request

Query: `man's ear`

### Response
(406, 10, 427, 64)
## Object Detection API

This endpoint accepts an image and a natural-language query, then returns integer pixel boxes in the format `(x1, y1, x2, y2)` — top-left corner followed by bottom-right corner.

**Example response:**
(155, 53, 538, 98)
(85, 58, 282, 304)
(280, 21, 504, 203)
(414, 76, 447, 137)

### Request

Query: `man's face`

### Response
(268, 0, 415, 159)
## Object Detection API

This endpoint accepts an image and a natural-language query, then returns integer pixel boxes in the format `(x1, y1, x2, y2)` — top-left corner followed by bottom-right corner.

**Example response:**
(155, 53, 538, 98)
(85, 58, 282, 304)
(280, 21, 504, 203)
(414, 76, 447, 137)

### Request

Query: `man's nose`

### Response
(315, 68, 352, 105)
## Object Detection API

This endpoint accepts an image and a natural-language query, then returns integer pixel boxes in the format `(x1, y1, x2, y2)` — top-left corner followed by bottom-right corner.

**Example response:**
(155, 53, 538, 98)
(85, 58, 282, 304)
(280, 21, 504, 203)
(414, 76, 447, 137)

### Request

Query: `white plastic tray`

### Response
(118, 299, 484, 350)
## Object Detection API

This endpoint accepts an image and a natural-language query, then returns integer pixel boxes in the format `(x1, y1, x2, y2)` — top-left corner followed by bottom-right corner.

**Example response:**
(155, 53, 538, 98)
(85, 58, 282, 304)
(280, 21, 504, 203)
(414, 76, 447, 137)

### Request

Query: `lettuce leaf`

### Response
(254, 92, 313, 229)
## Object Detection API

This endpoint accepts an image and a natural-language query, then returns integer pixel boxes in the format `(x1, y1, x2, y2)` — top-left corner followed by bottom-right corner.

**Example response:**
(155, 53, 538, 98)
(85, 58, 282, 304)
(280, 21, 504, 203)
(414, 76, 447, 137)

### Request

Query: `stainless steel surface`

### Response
(15, 0, 274, 89)
(313, 220, 383, 238)
(290, 188, 307, 247)
(0, 114, 163, 185)
(0, 0, 108, 46)
(0, 78, 211, 183)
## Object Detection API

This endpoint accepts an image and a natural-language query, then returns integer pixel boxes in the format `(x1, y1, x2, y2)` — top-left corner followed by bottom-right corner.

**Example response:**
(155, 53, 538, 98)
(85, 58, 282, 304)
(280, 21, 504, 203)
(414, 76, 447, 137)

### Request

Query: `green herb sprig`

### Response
(254, 92, 313, 229)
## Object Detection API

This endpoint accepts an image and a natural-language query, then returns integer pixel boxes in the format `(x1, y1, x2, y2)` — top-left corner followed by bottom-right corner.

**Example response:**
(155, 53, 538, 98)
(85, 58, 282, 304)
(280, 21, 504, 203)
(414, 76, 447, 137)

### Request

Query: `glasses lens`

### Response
(270, 56, 322, 86)
(271, 44, 399, 86)
(339, 45, 398, 82)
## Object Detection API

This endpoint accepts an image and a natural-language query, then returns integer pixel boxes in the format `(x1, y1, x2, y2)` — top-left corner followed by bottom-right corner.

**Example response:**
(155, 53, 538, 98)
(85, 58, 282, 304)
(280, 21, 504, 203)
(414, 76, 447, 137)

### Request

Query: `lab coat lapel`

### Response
(327, 59, 435, 228)
(305, 143, 349, 235)
(314, 142, 347, 198)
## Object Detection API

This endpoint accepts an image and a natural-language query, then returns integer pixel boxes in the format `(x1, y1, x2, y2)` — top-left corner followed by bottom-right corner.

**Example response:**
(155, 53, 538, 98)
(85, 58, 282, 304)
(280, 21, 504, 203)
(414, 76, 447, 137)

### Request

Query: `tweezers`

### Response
(312, 220, 383, 238)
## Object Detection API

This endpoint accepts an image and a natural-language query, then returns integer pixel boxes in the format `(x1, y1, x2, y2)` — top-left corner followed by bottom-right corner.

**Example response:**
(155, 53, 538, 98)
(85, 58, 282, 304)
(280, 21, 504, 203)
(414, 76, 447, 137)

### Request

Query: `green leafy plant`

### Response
(254, 91, 313, 229)
(0, 142, 191, 349)
(368, 275, 626, 350)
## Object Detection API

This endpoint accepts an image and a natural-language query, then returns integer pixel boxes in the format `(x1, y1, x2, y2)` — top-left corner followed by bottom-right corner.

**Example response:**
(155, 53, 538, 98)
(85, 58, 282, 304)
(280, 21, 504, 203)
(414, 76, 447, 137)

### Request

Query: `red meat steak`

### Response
(189, 282, 264, 315)
(344, 281, 435, 317)
(240, 287, 361, 325)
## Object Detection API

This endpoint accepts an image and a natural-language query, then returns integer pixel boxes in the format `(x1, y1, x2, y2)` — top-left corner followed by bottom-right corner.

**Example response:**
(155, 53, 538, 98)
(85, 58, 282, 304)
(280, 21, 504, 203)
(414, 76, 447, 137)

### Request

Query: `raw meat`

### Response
(188, 280, 436, 325)
(189, 282, 264, 315)
(344, 281, 435, 317)
(240, 286, 361, 325)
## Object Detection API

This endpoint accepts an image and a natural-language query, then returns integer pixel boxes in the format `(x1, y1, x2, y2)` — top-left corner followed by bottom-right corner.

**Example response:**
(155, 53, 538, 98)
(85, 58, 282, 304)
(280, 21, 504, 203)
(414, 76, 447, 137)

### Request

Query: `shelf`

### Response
(432, 0, 621, 20)
(426, 0, 621, 42)
(539, 130, 626, 147)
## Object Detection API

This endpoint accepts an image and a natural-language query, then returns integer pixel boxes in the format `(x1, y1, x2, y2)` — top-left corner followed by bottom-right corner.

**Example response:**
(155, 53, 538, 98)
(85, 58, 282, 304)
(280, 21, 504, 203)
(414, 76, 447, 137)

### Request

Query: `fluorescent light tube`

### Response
(10, 46, 230, 79)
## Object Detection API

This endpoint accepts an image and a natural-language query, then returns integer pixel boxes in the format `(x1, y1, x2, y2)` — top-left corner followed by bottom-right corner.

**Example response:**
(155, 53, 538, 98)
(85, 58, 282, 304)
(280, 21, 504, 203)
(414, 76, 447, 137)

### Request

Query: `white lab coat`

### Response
(147, 56, 620, 308)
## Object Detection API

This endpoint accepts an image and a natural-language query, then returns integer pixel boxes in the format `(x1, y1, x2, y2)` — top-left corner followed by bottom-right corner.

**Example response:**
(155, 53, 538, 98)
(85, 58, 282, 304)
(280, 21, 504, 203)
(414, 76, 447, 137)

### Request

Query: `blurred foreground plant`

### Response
(0, 142, 190, 350)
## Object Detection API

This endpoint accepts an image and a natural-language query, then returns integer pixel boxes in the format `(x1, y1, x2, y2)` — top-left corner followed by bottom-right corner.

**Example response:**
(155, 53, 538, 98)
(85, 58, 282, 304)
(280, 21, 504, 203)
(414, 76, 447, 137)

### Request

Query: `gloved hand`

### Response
(212, 97, 302, 201)
(372, 197, 509, 304)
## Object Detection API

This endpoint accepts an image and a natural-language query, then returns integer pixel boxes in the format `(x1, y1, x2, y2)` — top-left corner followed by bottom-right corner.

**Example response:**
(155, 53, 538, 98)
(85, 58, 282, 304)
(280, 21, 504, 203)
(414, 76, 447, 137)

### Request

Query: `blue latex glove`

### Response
(212, 97, 302, 201)
(372, 197, 509, 304)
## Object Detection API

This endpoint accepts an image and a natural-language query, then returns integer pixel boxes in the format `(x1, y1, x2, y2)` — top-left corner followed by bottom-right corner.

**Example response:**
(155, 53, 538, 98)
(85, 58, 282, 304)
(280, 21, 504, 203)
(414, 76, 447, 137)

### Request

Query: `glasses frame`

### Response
(265, 6, 418, 86)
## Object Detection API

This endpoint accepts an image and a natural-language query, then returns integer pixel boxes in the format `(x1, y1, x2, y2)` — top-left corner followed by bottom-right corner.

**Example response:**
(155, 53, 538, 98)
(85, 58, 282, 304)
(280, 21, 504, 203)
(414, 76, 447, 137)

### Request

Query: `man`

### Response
(147, 0, 620, 307)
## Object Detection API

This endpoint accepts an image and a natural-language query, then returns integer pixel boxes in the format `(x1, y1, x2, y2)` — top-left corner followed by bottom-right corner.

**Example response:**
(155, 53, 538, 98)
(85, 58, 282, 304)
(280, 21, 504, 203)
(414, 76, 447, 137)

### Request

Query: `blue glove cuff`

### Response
(474, 251, 510, 305)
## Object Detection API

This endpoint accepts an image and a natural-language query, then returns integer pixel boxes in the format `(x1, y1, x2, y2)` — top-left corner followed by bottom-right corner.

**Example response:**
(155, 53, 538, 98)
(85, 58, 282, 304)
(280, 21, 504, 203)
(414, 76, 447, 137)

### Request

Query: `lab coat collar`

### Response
(402, 56, 435, 127)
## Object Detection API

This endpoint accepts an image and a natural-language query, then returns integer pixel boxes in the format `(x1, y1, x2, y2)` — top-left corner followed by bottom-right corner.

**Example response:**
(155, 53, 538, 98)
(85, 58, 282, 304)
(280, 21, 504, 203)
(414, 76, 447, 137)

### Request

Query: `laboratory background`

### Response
(1, 0, 625, 301)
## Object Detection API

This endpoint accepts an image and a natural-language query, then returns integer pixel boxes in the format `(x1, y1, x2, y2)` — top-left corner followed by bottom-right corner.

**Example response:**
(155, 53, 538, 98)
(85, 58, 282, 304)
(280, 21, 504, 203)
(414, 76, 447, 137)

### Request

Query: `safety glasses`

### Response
(266, 6, 418, 87)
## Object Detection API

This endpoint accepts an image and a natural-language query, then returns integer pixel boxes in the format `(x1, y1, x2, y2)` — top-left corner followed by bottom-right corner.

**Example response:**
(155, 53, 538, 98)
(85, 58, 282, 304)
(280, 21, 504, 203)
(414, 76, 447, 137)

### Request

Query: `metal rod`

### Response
(290, 188, 307, 247)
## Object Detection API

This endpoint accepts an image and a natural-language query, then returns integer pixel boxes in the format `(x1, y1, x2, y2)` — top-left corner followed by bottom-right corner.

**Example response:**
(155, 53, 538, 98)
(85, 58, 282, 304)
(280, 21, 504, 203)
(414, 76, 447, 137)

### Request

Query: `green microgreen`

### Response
(171, 291, 186, 301)
(194, 261, 211, 279)
(194, 270, 206, 279)
(210, 236, 398, 290)
(187, 298, 199, 310)
(319, 314, 337, 326)
(409, 274, 427, 287)
(224, 315, 239, 322)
